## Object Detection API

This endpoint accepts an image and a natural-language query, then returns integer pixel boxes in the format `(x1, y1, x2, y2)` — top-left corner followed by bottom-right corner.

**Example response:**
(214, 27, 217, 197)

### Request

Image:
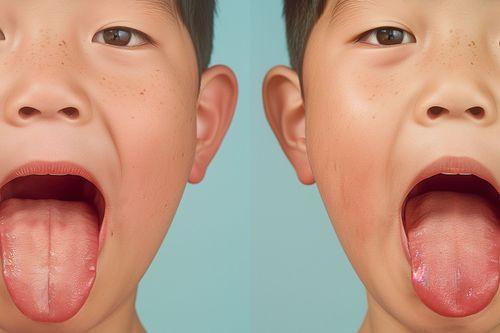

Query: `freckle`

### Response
(60, 61, 64, 65)
(470, 62, 474, 65)
(111, 231, 114, 237)
(395, 91, 399, 95)
(449, 29, 453, 34)
(131, 116, 135, 119)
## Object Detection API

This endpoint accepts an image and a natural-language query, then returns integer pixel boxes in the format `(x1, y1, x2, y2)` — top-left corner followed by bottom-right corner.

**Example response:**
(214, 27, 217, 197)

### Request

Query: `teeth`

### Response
(440, 172, 473, 176)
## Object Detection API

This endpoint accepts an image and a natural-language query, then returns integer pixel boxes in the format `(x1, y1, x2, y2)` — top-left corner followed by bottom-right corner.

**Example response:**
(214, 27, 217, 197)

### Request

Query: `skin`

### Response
(0, 0, 237, 332)
(263, 0, 499, 332)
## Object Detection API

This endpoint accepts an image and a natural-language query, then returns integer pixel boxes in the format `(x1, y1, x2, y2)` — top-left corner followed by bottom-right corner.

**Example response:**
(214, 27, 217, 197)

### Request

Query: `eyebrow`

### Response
(329, 0, 376, 24)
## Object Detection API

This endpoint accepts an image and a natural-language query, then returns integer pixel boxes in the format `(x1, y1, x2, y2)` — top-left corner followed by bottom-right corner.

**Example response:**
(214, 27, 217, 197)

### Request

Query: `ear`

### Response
(189, 65, 238, 184)
(262, 66, 315, 185)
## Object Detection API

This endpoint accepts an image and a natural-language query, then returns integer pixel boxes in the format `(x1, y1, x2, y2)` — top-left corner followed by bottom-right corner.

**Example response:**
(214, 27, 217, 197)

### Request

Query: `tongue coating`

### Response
(0, 198, 98, 322)
(405, 191, 500, 317)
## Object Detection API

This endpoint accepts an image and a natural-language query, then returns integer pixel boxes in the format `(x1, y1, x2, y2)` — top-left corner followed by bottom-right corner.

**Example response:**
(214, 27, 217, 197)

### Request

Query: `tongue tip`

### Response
(6, 272, 96, 323)
(411, 267, 500, 318)
(415, 291, 498, 318)
(21, 308, 80, 323)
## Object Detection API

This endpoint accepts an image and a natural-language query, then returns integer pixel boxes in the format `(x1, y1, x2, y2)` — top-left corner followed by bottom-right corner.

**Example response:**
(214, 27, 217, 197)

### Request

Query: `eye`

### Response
(92, 26, 151, 48)
(356, 26, 416, 46)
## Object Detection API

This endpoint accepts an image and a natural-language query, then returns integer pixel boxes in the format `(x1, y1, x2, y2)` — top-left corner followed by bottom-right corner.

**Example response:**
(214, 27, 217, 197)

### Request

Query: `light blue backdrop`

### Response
(136, 0, 250, 332)
(137, 1, 366, 332)
(250, 1, 366, 333)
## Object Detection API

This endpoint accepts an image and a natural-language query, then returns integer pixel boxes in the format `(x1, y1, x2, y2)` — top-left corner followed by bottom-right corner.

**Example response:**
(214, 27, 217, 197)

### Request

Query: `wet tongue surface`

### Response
(0, 198, 98, 322)
(405, 191, 500, 317)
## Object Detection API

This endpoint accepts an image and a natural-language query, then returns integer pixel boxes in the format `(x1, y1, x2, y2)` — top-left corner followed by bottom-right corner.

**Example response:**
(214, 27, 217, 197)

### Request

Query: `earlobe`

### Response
(188, 65, 238, 184)
(262, 66, 315, 185)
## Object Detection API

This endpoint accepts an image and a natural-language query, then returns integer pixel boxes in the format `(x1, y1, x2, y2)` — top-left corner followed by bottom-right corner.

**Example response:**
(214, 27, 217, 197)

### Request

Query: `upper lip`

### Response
(401, 155, 499, 207)
(0, 160, 105, 206)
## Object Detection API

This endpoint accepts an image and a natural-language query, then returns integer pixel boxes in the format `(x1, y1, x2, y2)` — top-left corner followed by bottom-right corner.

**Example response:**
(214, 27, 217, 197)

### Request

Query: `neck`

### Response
(358, 292, 409, 333)
(87, 289, 146, 333)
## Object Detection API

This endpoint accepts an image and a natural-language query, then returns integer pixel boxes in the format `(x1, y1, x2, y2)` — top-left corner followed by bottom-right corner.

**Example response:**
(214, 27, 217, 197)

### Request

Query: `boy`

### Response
(263, 0, 500, 332)
(0, 0, 237, 332)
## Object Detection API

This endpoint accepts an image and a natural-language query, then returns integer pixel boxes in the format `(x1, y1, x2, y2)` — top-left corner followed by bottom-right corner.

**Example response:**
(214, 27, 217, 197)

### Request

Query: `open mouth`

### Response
(0, 167, 106, 323)
(0, 174, 106, 225)
(401, 171, 500, 317)
(402, 173, 499, 229)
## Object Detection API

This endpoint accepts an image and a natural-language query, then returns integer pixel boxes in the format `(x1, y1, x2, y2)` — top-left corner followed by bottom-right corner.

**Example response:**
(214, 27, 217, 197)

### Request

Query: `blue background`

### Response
(136, 1, 367, 332)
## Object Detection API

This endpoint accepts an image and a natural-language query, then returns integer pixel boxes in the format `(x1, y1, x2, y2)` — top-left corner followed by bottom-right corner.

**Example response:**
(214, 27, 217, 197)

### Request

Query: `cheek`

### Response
(305, 53, 405, 255)
(97, 66, 197, 272)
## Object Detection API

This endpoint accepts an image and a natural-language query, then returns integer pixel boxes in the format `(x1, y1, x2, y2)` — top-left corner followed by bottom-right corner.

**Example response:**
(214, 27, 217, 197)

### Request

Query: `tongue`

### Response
(0, 198, 98, 322)
(405, 191, 500, 317)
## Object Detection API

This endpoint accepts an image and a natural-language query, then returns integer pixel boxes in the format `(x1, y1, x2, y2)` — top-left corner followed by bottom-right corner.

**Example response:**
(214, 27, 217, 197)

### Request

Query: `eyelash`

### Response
(356, 26, 416, 46)
(92, 26, 155, 48)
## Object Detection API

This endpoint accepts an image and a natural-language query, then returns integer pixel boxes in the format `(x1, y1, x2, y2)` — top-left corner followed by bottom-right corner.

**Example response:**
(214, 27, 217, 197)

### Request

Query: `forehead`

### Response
(6, 0, 178, 18)
(329, 0, 368, 22)
(135, 0, 176, 16)
(328, 0, 497, 19)
(324, 0, 500, 27)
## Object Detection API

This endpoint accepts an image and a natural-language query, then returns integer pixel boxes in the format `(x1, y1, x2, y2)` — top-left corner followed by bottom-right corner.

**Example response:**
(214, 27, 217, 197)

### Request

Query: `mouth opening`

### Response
(402, 173, 500, 231)
(0, 174, 105, 228)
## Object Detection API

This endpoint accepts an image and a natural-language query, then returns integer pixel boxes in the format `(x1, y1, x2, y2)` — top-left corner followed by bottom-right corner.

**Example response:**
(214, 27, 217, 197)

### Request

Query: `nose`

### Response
(413, 77, 497, 126)
(415, 77, 497, 126)
(2, 77, 92, 127)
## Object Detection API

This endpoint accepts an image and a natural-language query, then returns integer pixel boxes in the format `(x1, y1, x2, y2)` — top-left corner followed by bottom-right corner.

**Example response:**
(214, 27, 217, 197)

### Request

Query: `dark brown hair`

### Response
(283, 0, 327, 75)
(176, 0, 217, 72)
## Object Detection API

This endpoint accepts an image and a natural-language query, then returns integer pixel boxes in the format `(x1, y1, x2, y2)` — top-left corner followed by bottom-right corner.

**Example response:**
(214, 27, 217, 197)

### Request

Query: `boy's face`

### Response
(264, 0, 499, 331)
(0, 0, 236, 331)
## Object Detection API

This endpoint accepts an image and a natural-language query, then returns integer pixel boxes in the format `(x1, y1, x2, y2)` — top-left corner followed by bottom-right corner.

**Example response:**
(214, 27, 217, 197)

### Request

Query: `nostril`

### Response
(466, 106, 485, 119)
(18, 106, 41, 119)
(427, 106, 448, 119)
(59, 107, 79, 119)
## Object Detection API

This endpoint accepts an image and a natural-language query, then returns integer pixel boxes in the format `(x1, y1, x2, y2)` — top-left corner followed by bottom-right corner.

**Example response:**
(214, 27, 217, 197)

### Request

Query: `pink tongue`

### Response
(405, 191, 500, 317)
(0, 198, 98, 322)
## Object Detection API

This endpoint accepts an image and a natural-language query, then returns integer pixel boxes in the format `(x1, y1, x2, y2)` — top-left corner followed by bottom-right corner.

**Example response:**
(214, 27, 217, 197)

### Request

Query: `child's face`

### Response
(264, 0, 499, 331)
(0, 0, 236, 331)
